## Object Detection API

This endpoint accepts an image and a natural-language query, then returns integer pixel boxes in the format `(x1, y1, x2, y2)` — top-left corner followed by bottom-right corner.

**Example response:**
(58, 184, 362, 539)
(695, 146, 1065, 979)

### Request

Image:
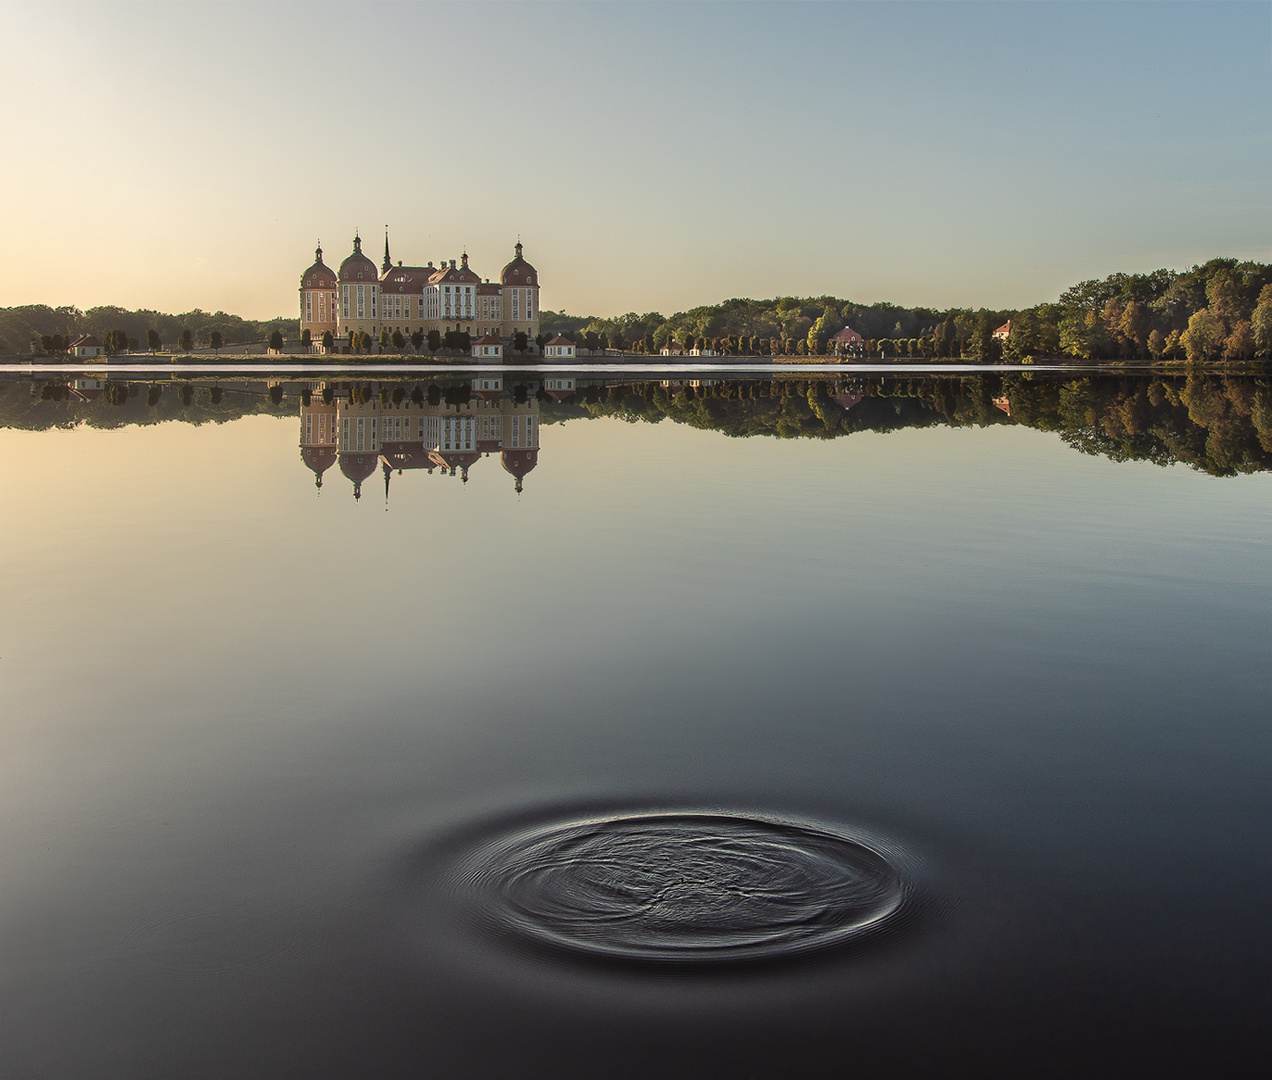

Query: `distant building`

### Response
(69, 335, 103, 358)
(993, 320, 1011, 342)
(299, 245, 339, 344)
(543, 335, 575, 360)
(473, 334, 504, 362)
(304, 232, 541, 351)
(830, 326, 863, 353)
(659, 341, 685, 357)
(992, 395, 1012, 417)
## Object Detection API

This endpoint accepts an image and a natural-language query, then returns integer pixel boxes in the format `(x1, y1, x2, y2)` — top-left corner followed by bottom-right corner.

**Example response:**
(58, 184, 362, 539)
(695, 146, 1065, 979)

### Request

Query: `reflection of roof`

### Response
(428, 449, 481, 472)
(338, 452, 379, 484)
(546, 388, 574, 400)
(501, 448, 539, 479)
(379, 443, 434, 471)
(301, 445, 338, 476)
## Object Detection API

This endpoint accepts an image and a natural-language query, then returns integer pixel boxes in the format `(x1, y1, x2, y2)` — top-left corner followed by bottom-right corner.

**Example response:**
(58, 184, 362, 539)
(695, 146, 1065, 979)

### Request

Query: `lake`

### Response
(1, 368, 1269, 1077)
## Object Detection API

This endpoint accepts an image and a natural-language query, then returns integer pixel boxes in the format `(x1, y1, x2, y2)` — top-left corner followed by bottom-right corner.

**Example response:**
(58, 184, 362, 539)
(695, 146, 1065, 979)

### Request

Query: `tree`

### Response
(322, 330, 334, 351)
(147, 328, 162, 352)
(427, 329, 441, 353)
(392, 330, 405, 350)
(411, 330, 424, 352)
(300, 329, 311, 349)
(514, 331, 528, 352)
(1223, 320, 1255, 361)
(210, 330, 222, 353)
(1147, 328, 1166, 361)
(268, 329, 284, 352)
(180, 328, 194, 351)
(1181, 308, 1222, 363)
(378, 329, 390, 351)
(1252, 285, 1272, 357)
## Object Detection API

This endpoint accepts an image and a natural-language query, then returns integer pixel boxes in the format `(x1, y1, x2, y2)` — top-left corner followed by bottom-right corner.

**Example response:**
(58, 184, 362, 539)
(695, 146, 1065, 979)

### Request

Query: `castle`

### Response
(298, 232, 541, 349)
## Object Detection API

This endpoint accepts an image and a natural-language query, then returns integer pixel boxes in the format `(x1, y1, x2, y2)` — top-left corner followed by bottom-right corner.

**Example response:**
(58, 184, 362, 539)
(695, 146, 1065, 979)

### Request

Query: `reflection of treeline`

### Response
(539, 257, 1272, 362)
(537, 375, 1272, 476)
(5, 373, 1270, 477)
(0, 379, 294, 431)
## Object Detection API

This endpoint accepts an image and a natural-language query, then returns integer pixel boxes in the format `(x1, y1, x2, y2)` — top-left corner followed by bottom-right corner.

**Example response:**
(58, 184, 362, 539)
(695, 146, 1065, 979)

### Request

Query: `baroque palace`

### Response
(298, 232, 541, 347)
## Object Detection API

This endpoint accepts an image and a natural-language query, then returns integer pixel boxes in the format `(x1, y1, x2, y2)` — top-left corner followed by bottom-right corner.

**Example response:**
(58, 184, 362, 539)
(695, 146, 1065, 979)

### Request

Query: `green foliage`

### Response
(268, 330, 283, 351)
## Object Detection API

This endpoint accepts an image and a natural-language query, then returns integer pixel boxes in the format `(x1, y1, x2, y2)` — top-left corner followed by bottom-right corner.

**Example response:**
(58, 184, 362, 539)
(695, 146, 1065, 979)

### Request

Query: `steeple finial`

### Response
(353, 230, 362, 255)
(382, 227, 391, 273)
(316, 241, 323, 263)
(515, 238, 523, 258)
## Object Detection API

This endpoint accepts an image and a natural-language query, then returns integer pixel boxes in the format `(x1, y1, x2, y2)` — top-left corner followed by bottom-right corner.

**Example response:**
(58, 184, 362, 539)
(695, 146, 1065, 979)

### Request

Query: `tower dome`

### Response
(500, 240, 537, 286)
(338, 233, 378, 283)
(300, 245, 337, 290)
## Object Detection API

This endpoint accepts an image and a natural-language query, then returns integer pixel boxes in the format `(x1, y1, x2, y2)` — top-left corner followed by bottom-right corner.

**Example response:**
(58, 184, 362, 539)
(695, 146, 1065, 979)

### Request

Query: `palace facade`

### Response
(298, 233, 540, 348)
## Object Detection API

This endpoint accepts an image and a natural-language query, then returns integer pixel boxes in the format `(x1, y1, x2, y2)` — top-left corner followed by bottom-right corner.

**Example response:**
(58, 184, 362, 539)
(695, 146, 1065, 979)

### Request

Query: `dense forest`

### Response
(0, 305, 294, 356)
(540, 257, 1272, 362)
(3, 257, 1270, 362)
(2, 372, 1269, 478)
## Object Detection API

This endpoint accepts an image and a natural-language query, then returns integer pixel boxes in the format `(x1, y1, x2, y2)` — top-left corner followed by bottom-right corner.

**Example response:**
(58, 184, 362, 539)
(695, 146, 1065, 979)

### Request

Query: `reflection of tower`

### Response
(299, 385, 338, 490)
(500, 392, 540, 493)
(336, 387, 381, 500)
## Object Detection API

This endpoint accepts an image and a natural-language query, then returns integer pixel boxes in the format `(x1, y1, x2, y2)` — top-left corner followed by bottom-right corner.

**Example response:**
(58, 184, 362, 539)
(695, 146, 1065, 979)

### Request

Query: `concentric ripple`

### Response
(454, 812, 908, 962)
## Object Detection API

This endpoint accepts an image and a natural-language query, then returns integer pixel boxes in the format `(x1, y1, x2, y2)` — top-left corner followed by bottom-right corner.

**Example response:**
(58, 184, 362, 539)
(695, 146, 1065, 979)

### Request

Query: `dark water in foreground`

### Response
(1, 370, 1270, 1077)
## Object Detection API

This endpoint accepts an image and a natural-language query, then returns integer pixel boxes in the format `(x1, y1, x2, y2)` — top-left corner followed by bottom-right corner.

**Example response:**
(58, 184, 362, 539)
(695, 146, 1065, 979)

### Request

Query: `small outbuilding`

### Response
(543, 335, 575, 360)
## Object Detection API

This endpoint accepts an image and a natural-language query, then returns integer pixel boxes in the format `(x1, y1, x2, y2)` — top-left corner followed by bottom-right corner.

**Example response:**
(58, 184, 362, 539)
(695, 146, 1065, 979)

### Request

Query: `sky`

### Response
(0, 0, 1268, 320)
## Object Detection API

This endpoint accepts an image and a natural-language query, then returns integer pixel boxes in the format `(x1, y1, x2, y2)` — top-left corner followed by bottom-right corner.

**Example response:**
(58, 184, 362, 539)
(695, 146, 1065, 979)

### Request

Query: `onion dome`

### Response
(338, 233, 378, 284)
(500, 448, 538, 493)
(301, 244, 337, 290)
(500, 241, 537, 287)
(338, 451, 379, 500)
(301, 445, 338, 487)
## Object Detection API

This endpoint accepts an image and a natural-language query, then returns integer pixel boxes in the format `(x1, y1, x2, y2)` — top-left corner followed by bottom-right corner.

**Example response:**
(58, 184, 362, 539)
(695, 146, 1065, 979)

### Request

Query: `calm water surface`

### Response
(1, 371, 1270, 1077)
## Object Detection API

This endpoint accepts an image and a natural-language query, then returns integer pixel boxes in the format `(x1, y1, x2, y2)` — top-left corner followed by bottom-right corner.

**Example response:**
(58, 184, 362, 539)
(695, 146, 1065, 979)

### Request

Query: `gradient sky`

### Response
(1, 1, 1268, 320)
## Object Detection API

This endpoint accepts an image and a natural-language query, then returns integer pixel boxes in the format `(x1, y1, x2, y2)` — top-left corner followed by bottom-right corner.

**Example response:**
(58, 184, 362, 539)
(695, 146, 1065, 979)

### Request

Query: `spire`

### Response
(383, 460, 391, 504)
(382, 227, 391, 273)
(461, 251, 469, 269)
(352, 231, 362, 255)
(515, 239, 523, 259)
(315, 241, 324, 264)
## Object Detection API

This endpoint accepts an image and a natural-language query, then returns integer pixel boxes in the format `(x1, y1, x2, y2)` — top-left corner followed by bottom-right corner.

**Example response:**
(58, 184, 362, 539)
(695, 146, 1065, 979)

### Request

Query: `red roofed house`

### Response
(69, 335, 103, 358)
(473, 334, 503, 362)
(543, 336, 575, 360)
(830, 326, 863, 355)
(659, 340, 685, 357)
(993, 320, 1011, 342)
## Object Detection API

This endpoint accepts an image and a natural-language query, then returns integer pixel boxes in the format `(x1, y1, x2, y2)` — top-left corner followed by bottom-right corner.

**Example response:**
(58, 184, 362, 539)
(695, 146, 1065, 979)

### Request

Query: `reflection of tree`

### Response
(8, 374, 1272, 479)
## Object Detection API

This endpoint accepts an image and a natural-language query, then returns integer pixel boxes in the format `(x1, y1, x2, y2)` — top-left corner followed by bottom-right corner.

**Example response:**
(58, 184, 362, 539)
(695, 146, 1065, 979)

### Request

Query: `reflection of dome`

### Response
(338, 234, 378, 283)
(501, 448, 538, 492)
(338, 451, 379, 499)
(500, 241, 537, 287)
(301, 445, 338, 488)
(428, 449, 480, 482)
(301, 246, 337, 290)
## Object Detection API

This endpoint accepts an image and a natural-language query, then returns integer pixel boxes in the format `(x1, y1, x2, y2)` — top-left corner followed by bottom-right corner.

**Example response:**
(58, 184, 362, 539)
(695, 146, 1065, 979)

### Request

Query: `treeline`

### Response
(0, 305, 295, 355)
(541, 257, 1272, 362)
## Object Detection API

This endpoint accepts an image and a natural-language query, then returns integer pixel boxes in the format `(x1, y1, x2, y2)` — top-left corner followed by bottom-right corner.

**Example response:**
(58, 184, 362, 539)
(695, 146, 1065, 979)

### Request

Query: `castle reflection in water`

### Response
(301, 375, 576, 497)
